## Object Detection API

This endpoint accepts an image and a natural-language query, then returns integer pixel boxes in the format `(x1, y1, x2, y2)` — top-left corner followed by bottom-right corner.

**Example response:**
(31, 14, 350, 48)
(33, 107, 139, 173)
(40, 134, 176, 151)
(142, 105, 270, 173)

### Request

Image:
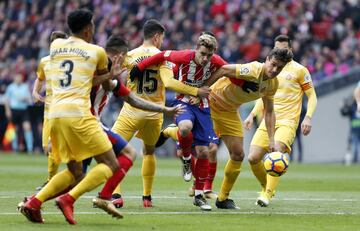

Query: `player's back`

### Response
(48, 36, 108, 118)
(210, 61, 278, 111)
(121, 45, 167, 119)
(271, 60, 312, 126)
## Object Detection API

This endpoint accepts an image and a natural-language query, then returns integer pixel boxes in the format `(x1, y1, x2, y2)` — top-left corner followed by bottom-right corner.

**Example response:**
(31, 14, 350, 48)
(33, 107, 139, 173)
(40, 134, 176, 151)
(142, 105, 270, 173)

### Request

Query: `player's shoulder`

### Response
(40, 55, 51, 64)
(211, 54, 227, 65)
(288, 60, 308, 72)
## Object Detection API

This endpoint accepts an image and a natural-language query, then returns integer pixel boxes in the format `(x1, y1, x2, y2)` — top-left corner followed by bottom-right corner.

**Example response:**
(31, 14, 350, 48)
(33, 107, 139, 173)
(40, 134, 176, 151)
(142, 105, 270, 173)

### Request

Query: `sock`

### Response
(24, 130, 33, 152)
(142, 154, 156, 196)
(47, 152, 60, 181)
(191, 154, 197, 177)
(194, 158, 209, 195)
(99, 155, 133, 200)
(250, 161, 267, 191)
(69, 163, 113, 200)
(163, 126, 179, 141)
(82, 157, 93, 173)
(218, 159, 242, 201)
(204, 161, 217, 191)
(266, 174, 280, 198)
(36, 169, 75, 202)
(177, 130, 193, 158)
(113, 184, 121, 195)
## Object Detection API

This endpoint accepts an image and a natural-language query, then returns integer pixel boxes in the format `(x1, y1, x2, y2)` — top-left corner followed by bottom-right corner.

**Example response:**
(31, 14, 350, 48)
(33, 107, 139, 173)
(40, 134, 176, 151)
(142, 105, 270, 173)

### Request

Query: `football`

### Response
(263, 152, 289, 177)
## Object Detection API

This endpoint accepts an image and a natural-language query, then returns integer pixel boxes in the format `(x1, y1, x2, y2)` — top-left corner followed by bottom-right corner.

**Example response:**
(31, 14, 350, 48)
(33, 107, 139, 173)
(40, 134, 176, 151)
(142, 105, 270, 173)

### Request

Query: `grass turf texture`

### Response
(0, 153, 359, 231)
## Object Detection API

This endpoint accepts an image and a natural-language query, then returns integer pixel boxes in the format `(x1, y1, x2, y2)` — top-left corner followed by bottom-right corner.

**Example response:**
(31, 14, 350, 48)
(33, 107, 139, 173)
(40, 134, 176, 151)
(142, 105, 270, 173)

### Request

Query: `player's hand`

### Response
(110, 55, 126, 78)
(32, 91, 45, 103)
(197, 86, 211, 98)
(189, 96, 200, 106)
(164, 104, 186, 117)
(244, 114, 254, 131)
(301, 116, 312, 136)
(242, 81, 258, 93)
(129, 65, 143, 82)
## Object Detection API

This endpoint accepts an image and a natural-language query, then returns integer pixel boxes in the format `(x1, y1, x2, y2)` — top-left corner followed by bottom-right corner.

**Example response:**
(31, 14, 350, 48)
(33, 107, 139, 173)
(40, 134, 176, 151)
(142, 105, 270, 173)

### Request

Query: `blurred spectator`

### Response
(4, 73, 33, 152)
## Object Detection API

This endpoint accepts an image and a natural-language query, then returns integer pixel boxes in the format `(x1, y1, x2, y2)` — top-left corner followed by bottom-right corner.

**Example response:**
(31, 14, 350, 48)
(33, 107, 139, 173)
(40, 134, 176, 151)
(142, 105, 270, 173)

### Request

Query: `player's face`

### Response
(154, 32, 165, 49)
(264, 56, 287, 78)
(84, 20, 95, 43)
(274, 41, 291, 51)
(195, 45, 214, 66)
(108, 50, 127, 67)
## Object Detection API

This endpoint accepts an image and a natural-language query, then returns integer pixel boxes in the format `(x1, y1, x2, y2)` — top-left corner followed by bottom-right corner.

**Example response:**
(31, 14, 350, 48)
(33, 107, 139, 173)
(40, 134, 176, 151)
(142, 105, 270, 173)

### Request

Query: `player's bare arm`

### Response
(205, 64, 237, 87)
(124, 92, 185, 116)
(32, 78, 45, 103)
(262, 96, 275, 151)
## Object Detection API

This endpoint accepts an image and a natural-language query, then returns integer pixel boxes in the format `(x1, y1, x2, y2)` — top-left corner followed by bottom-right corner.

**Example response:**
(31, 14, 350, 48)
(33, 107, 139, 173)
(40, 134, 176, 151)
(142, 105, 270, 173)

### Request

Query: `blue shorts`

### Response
(174, 100, 215, 146)
(82, 123, 128, 173)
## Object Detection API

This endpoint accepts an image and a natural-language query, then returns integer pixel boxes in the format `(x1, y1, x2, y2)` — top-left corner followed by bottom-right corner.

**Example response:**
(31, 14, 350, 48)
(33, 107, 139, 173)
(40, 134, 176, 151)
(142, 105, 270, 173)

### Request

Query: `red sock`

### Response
(27, 197, 42, 210)
(204, 161, 217, 191)
(194, 158, 209, 190)
(191, 154, 197, 177)
(99, 155, 133, 199)
(177, 130, 193, 158)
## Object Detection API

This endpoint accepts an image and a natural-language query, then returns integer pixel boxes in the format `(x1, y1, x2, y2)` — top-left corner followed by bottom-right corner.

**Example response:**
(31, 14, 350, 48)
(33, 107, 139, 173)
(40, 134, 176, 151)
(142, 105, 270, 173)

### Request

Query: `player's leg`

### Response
(211, 108, 243, 209)
(155, 123, 178, 147)
(204, 142, 218, 199)
(137, 118, 162, 207)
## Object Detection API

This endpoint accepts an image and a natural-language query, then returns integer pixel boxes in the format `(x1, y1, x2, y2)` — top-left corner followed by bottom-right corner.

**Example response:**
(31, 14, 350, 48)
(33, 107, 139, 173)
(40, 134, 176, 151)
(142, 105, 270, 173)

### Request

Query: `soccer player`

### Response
(205, 48, 293, 209)
(243, 35, 317, 207)
(19, 9, 122, 224)
(128, 32, 227, 211)
(112, 19, 210, 208)
(33, 31, 68, 191)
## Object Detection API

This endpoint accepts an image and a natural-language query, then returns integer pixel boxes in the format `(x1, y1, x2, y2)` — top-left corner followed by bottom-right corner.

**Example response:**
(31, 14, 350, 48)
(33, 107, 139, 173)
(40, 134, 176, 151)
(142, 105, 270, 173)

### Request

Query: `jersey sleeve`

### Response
(96, 47, 109, 71)
(298, 67, 314, 91)
(235, 62, 262, 82)
(138, 50, 192, 71)
(36, 59, 45, 81)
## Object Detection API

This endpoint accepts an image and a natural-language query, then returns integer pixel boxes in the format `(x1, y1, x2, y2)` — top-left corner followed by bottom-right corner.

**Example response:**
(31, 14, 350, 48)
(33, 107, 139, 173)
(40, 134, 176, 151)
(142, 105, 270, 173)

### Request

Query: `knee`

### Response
(248, 153, 262, 165)
(229, 149, 244, 162)
(123, 145, 137, 161)
(178, 123, 192, 137)
(197, 148, 209, 159)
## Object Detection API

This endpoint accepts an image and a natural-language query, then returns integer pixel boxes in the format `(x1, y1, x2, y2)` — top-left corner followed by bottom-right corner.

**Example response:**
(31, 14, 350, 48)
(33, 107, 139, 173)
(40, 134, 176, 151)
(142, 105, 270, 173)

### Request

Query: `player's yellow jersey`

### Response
(120, 45, 170, 119)
(48, 36, 108, 118)
(260, 60, 313, 127)
(36, 55, 52, 118)
(210, 61, 278, 111)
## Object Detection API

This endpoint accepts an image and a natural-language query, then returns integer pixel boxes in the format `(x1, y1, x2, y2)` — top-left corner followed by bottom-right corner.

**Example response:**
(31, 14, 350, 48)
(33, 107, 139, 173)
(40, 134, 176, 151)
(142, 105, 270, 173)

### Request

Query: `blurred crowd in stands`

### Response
(0, 0, 359, 153)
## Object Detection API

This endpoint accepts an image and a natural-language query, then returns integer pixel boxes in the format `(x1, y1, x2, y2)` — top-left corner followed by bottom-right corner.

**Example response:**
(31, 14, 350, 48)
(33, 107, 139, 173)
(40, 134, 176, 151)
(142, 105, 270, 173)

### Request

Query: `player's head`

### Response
(67, 9, 94, 43)
(274, 35, 292, 51)
(195, 32, 218, 67)
(143, 19, 165, 49)
(105, 35, 128, 65)
(49, 31, 68, 43)
(264, 48, 293, 78)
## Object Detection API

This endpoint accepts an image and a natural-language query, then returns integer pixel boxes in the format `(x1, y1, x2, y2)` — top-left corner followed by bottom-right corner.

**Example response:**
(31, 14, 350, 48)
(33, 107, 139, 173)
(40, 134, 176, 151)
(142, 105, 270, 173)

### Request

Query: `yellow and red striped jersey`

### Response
(48, 36, 108, 118)
(210, 61, 278, 111)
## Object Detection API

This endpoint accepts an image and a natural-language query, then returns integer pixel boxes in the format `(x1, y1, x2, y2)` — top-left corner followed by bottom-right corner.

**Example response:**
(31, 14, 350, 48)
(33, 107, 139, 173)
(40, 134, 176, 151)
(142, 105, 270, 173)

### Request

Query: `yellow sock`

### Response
(218, 159, 242, 201)
(250, 161, 267, 190)
(266, 174, 280, 199)
(47, 152, 60, 181)
(69, 163, 113, 200)
(142, 154, 156, 196)
(36, 169, 75, 202)
(113, 184, 121, 195)
(163, 126, 179, 141)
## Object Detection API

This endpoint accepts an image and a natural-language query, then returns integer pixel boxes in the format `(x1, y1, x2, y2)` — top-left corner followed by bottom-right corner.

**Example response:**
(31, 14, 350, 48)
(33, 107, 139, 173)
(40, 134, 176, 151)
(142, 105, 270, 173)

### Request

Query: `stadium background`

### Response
(0, 0, 359, 163)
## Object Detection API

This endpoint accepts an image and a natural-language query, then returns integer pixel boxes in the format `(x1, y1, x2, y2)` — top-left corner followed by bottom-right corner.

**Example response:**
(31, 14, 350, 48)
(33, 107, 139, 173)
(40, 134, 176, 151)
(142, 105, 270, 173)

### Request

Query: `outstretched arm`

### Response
(204, 64, 237, 86)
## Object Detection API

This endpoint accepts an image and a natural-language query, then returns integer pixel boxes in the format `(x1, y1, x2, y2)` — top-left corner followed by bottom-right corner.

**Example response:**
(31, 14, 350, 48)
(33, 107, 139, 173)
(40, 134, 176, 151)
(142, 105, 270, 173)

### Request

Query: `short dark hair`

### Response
(143, 19, 165, 40)
(201, 31, 216, 38)
(50, 31, 68, 43)
(274, 35, 291, 47)
(105, 35, 128, 54)
(267, 48, 293, 63)
(67, 9, 93, 34)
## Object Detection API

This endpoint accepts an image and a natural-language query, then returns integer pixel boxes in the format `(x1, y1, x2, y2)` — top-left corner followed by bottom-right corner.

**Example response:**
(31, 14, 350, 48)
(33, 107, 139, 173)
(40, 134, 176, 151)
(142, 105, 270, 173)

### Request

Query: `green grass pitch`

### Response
(0, 153, 360, 231)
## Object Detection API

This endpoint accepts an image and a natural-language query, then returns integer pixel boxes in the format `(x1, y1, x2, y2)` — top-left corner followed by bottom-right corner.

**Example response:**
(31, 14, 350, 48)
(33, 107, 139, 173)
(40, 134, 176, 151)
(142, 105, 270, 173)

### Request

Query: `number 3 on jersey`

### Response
(133, 69, 158, 94)
(60, 60, 73, 87)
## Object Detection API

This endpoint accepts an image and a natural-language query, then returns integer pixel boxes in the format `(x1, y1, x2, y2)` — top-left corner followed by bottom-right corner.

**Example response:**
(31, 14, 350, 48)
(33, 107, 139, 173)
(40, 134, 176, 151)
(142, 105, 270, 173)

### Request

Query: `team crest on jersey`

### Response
(285, 73, 294, 80)
(304, 74, 312, 83)
(164, 50, 171, 57)
(240, 67, 250, 75)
